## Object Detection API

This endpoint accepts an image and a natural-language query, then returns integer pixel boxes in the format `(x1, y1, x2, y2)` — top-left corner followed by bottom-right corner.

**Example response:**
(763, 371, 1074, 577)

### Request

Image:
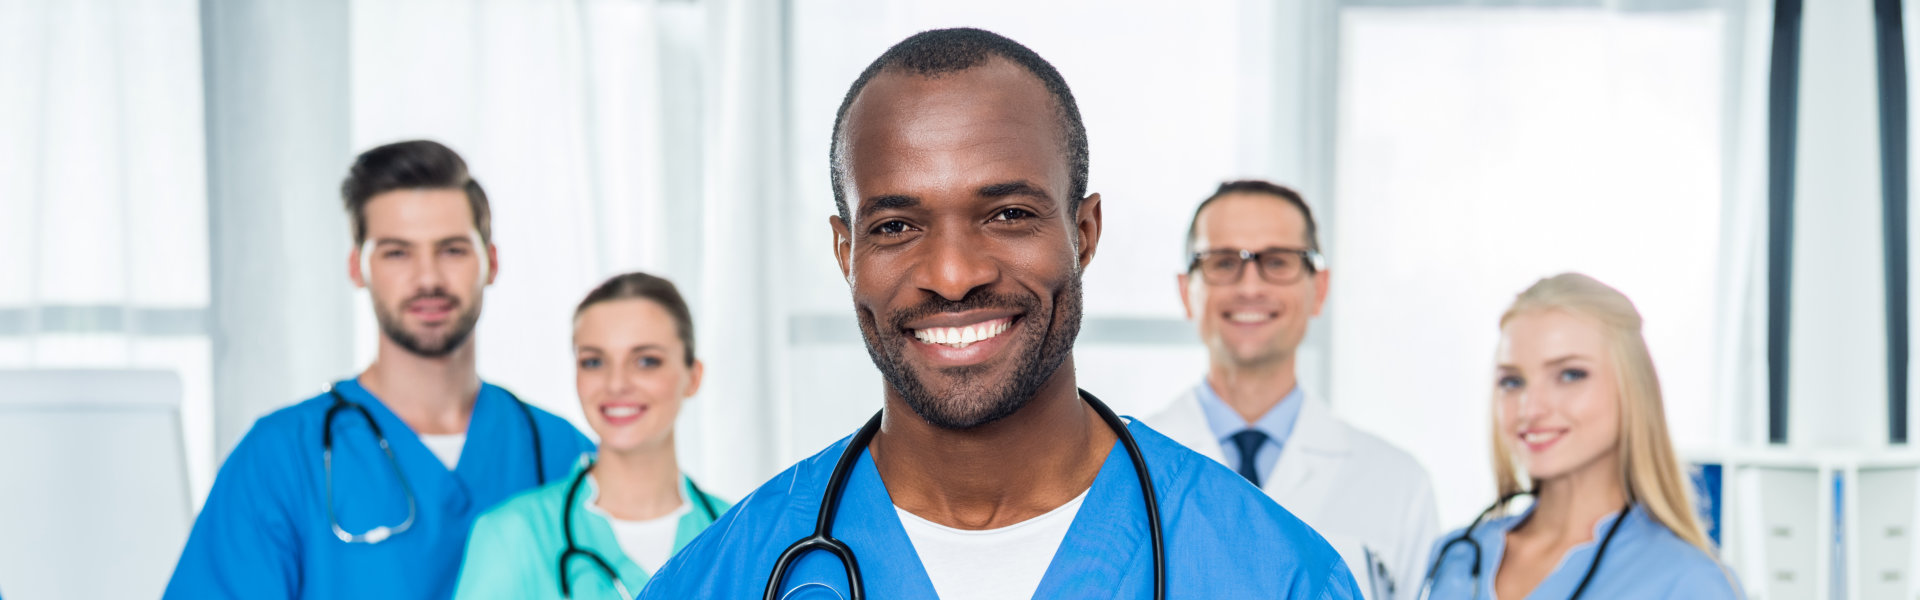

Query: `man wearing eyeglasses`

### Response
(1144, 180, 1438, 600)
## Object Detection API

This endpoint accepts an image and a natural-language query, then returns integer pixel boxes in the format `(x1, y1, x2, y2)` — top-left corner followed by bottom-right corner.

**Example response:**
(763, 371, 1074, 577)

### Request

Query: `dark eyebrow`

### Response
(434, 236, 475, 247)
(863, 194, 919, 212)
(371, 237, 412, 247)
(978, 180, 1051, 201)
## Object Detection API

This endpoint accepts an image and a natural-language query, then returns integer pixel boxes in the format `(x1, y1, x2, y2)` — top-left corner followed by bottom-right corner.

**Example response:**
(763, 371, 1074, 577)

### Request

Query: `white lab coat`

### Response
(1144, 388, 1439, 600)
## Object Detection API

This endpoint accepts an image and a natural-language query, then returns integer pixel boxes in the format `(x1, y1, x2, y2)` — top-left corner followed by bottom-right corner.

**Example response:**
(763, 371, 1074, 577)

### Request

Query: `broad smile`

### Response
(600, 402, 648, 427)
(911, 317, 1013, 348)
(1223, 310, 1278, 324)
(1519, 428, 1567, 452)
(902, 314, 1022, 367)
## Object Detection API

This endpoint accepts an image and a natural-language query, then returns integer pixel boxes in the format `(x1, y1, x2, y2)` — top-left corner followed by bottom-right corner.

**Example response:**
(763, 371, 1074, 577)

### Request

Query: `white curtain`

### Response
(1329, 3, 1766, 524)
(345, 0, 710, 472)
(0, 0, 214, 500)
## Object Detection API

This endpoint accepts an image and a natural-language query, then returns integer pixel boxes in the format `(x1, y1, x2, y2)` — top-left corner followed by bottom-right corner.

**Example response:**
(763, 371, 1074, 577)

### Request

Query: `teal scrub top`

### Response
(453, 460, 730, 600)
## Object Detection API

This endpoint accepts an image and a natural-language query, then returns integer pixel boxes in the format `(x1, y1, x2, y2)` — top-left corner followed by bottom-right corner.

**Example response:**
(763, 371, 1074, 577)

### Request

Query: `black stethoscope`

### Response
(762, 389, 1166, 600)
(321, 385, 547, 544)
(557, 460, 722, 598)
(1417, 491, 1631, 600)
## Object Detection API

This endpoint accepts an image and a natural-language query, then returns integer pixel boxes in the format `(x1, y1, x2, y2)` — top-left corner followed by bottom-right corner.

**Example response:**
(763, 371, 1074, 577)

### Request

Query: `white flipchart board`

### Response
(0, 370, 192, 599)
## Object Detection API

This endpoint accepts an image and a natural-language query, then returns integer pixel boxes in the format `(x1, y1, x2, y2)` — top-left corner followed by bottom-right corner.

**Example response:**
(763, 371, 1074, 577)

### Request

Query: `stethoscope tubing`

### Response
(761, 390, 1165, 600)
(321, 385, 547, 544)
(558, 459, 721, 598)
(1417, 491, 1630, 600)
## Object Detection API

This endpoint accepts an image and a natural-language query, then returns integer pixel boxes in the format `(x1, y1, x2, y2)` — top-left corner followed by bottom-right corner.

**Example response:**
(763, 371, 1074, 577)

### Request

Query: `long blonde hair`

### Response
(1491, 273, 1714, 556)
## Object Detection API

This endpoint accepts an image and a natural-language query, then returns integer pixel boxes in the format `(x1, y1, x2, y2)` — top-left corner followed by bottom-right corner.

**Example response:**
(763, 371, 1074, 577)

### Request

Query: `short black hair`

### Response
(829, 27, 1089, 225)
(575, 272, 698, 366)
(1184, 180, 1321, 255)
(340, 140, 492, 246)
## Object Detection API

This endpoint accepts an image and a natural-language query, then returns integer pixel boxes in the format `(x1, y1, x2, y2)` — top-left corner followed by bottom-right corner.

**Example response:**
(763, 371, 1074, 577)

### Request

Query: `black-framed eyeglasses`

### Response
(1187, 248, 1325, 285)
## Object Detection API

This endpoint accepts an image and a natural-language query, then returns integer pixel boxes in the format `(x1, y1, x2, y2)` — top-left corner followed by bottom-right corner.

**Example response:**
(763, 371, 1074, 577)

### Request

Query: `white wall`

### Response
(1331, 6, 1740, 524)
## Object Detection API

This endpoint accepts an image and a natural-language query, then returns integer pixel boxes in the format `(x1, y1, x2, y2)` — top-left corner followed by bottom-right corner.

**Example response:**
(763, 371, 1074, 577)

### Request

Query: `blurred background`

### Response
(0, 0, 1909, 598)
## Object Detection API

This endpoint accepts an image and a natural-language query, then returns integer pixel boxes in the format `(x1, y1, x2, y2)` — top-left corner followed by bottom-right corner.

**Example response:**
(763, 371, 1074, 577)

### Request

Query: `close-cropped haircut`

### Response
(1184, 180, 1321, 256)
(828, 27, 1090, 225)
(575, 272, 698, 366)
(340, 140, 492, 246)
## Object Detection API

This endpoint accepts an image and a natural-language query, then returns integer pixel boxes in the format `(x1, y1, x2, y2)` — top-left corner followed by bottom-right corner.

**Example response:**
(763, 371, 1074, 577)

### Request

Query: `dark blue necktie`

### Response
(1230, 429, 1269, 487)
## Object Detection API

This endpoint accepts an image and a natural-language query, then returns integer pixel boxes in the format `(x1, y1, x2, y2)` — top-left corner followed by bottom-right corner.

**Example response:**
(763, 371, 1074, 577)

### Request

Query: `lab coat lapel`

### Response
(1030, 438, 1153, 598)
(783, 450, 941, 598)
(1262, 393, 1346, 518)
(1154, 390, 1227, 464)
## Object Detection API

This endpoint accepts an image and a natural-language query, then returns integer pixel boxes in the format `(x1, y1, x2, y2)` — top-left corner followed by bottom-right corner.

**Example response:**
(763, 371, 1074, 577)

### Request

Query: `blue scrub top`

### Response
(164, 379, 595, 600)
(1422, 503, 1742, 599)
(638, 417, 1361, 599)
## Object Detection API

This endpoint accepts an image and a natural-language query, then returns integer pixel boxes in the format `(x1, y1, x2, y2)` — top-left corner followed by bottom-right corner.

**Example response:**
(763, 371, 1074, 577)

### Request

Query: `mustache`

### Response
(401, 289, 459, 309)
(886, 290, 1035, 331)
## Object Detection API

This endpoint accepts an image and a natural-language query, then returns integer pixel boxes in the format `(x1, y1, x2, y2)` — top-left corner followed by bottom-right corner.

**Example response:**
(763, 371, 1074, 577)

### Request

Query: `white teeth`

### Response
(1227, 312, 1271, 323)
(604, 406, 641, 418)
(1521, 431, 1561, 444)
(913, 319, 1012, 348)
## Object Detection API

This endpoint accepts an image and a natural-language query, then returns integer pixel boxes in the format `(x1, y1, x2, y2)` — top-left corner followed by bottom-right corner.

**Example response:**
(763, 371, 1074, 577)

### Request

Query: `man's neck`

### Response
(358, 337, 481, 435)
(593, 438, 685, 521)
(1206, 355, 1298, 424)
(872, 359, 1113, 531)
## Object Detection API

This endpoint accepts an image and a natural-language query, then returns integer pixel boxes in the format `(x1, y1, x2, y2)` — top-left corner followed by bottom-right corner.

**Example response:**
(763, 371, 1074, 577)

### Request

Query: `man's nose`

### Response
(914, 228, 999, 301)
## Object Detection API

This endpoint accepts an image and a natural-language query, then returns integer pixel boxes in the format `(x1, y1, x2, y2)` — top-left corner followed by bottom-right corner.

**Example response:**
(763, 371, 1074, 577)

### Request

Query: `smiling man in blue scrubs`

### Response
(639, 28, 1359, 600)
(164, 140, 594, 599)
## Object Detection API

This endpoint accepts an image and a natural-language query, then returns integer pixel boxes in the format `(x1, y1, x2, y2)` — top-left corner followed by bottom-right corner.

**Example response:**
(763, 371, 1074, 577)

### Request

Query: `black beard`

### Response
(856, 274, 1083, 430)
(373, 291, 481, 358)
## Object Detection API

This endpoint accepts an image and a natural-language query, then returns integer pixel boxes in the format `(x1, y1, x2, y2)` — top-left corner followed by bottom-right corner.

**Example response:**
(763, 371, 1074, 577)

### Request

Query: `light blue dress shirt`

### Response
(1195, 380, 1304, 484)
(1422, 503, 1742, 599)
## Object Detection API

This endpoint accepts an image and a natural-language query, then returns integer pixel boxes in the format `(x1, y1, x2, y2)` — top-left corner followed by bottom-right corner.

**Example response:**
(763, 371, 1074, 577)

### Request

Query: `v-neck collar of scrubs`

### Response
(840, 433, 1144, 597)
(1477, 504, 1640, 600)
(331, 378, 511, 515)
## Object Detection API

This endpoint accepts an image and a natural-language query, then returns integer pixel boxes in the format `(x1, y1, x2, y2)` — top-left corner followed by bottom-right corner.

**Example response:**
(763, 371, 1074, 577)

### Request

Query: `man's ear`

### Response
(1177, 272, 1195, 321)
(1310, 268, 1331, 317)
(349, 245, 367, 289)
(484, 242, 500, 285)
(1073, 193, 1103, 269)
(831, 214, 853, 283)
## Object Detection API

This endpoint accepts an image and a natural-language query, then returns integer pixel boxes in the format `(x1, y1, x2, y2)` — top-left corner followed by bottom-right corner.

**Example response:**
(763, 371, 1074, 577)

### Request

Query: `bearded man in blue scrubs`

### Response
(639, 28, 1359, 600)
(164, 140, 594, 599)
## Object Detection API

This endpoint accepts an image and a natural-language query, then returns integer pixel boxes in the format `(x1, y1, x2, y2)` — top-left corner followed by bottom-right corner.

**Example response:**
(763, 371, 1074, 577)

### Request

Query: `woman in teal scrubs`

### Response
(454, 272, 729, 599)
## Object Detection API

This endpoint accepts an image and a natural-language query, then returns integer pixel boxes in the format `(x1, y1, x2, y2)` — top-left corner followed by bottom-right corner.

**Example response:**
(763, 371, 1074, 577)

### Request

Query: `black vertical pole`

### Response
(1876, 0, 1910, 444)
(1768, 0, 1804, 445)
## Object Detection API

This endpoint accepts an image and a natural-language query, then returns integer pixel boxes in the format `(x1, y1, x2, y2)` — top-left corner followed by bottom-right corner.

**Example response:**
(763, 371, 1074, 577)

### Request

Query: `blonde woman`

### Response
(1418, 273, 1739, 599)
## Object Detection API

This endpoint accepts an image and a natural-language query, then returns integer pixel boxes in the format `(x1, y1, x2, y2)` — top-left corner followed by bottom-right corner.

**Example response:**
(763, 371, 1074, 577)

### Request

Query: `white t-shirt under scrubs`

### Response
(894, 490, 1089, 600)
